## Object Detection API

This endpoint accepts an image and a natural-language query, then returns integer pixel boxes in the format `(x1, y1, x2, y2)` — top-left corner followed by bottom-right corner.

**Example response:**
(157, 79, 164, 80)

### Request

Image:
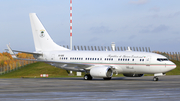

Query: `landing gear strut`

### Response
(84, 74, 92, 80)
(153, 77, 159, 81)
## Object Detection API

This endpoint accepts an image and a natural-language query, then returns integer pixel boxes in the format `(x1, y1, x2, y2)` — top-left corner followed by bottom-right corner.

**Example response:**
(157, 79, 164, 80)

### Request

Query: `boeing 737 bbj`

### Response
(7, 13, 176, 81)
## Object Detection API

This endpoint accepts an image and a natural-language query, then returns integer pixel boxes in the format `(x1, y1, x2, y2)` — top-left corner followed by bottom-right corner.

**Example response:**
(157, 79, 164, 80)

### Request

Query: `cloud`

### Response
(152, 25, 169, 33)
(88, 37, 99, 42)
(174, 11, 180, 16)
(172, 31, 180, 35)
(146, 14, 160, 18)
(168, 11, 180, 18)
(129, 0, 148, 5)
(128, 35, 136, 39)
(139, 25, 169, 33)
(149, 6, 160, 12)
(90, 26, 113, 34)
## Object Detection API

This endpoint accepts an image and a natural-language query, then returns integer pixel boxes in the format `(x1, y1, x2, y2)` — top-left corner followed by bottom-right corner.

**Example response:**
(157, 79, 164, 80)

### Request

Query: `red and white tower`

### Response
(70, 0, 73, 74)
(70, 0, 73, 50)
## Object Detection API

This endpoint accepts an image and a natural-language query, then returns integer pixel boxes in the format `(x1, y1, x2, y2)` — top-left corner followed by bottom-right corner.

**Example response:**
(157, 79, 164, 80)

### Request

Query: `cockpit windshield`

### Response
(157, 58, 168, 61)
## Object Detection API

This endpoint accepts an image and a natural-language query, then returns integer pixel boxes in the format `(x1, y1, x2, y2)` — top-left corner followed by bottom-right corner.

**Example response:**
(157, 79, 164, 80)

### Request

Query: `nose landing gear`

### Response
(153, 73, 166, 81)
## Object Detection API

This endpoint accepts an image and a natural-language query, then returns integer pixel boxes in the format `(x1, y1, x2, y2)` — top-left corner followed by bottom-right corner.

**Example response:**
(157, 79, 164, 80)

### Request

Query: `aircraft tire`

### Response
(84, 74, 92, 80)
(153, 77, 159, 81)
(103, 77, 112, 80)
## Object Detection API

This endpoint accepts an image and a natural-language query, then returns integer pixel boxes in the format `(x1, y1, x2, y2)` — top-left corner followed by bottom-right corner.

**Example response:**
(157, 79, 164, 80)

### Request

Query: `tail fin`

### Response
(29, 13, 69, 51)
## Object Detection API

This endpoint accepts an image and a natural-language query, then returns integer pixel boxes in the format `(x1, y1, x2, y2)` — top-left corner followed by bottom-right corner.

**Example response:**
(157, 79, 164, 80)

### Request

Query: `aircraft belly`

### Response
(120, 65, 151, 74)
(134, 66, 150, 74)
(148, 65, 170, 73)
(120, 65, 172, 74)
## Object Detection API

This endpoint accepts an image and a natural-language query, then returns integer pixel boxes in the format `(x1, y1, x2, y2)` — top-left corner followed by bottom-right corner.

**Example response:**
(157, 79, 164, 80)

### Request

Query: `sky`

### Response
(0, 0, 180, 52)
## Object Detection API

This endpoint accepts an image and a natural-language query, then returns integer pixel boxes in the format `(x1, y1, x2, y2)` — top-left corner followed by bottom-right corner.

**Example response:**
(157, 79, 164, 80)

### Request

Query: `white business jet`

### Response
(7, 13, 176, 81)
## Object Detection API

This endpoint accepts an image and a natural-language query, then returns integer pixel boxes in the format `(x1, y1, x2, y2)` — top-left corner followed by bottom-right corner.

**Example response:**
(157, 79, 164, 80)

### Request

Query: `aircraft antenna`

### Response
(70, 0, 73, 50)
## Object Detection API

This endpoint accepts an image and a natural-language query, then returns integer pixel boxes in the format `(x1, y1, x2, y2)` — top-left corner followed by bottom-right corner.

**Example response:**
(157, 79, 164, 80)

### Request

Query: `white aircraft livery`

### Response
(7, 13, 176, 81)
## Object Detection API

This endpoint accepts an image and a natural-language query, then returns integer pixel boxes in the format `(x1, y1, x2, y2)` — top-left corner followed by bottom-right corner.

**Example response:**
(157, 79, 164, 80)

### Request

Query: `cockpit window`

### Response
(157, 58, 168, 61)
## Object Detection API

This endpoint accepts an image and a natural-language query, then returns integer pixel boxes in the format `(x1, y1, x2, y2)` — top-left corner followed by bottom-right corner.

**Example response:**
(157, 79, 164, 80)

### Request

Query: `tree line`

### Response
(0, 52, 34, 71)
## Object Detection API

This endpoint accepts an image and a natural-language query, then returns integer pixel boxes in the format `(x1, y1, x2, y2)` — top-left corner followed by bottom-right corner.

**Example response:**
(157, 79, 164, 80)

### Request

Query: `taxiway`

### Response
(0, 76, 180, 100)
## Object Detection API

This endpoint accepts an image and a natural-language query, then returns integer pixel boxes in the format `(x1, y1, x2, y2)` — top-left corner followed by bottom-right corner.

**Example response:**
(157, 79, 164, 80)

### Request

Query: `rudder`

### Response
(29, 13, 69, 51)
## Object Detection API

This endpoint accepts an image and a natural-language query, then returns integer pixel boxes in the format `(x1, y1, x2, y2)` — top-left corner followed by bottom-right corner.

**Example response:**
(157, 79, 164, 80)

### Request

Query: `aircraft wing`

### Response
(22, 58, 91, 70)
(6, 45, 92, 70)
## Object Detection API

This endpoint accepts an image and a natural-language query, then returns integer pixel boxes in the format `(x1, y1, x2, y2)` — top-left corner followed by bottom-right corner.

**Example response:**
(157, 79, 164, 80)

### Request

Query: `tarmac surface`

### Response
(0, 75, 180, 101)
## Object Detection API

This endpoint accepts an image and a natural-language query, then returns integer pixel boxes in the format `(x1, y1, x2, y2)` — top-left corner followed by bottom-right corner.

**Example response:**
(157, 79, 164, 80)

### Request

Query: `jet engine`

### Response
(123, 74, 144, 77)
(90, 66, 113, 78)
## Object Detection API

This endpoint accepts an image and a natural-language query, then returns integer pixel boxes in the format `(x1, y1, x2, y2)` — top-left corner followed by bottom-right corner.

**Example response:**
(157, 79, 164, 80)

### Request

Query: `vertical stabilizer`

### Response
(29, 13, 69, 51)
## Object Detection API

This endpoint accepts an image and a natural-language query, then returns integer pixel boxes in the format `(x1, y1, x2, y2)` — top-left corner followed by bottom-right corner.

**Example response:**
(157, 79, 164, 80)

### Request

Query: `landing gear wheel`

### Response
(84, 74, 92, 80)
(103, 77, 112, 80)
(153, 77, 159, 81)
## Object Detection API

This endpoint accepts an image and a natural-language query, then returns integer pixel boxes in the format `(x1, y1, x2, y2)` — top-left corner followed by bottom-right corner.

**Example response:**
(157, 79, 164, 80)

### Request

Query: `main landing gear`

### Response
(153, 77, 159, 81)
(84, 74, 112, 80)
(84, 74, 92, 80)
(103, 77, 112, 80)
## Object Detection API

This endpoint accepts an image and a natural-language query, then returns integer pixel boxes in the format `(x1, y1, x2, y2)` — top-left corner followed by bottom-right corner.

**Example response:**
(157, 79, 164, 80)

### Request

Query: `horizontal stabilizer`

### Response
(6, 45, 43, 59)
(5, 49, 42, 55)
(7, 45, 17, 59)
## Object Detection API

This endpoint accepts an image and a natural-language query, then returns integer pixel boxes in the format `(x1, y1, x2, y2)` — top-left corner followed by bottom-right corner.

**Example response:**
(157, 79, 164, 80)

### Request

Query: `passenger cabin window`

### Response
(140, 59, 144, 61)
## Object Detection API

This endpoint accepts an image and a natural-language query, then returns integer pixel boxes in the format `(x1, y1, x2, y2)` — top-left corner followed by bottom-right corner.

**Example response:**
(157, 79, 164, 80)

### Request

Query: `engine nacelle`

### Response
(90, 66, 113, 78)
(123, 74, 144, 77)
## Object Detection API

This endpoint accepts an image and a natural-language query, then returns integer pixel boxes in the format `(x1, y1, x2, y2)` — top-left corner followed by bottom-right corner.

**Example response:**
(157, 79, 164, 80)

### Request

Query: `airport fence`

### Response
(61, 45, 152, 52)
(0, 59, 35, 75)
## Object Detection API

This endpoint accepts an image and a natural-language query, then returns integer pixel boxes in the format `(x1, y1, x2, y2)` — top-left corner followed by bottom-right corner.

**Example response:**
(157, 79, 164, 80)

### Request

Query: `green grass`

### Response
(0, 60, 180, 78)
(0, 62, 72, 78)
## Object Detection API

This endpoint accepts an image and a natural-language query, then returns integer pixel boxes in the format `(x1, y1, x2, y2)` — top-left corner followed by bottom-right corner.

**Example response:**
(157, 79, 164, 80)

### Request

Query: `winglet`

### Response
(7, 45, 17, 59)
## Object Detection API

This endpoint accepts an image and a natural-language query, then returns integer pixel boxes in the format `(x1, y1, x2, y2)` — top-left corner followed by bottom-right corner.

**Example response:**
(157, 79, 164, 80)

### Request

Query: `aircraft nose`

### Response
(172, 63, 176, 69)
(169, 61, 176, 70)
